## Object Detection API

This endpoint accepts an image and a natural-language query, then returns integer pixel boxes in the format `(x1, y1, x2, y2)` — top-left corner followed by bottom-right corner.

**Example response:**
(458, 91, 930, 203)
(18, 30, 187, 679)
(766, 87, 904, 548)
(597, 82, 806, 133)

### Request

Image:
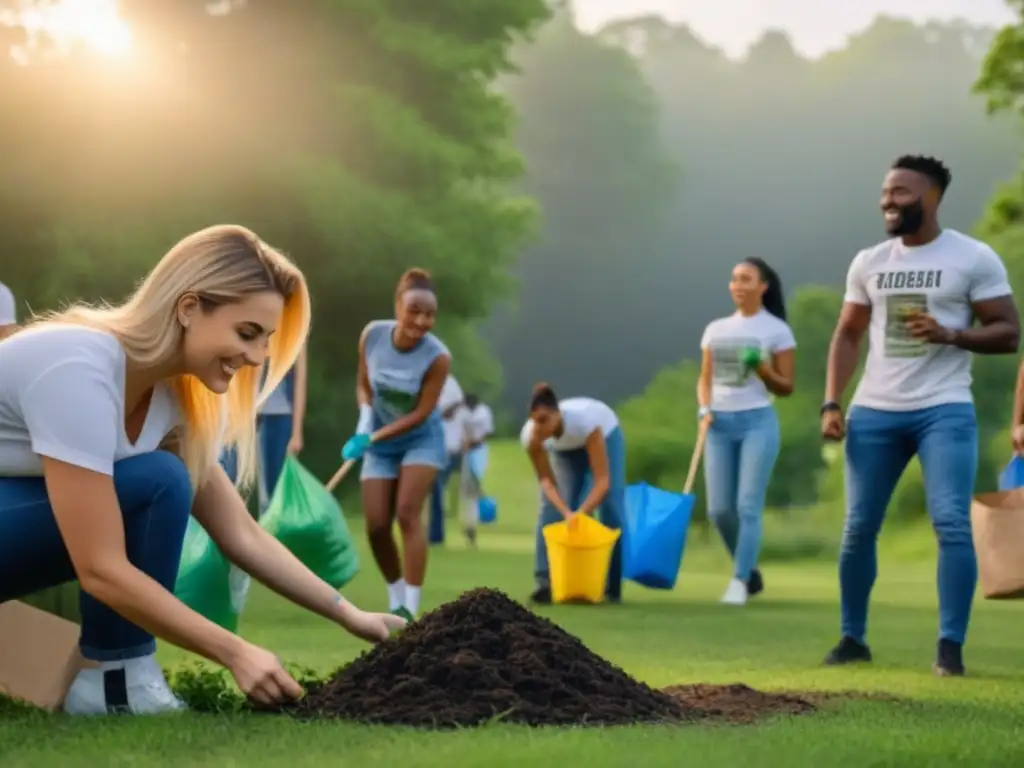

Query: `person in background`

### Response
(429, 374, 466, 545)
(0, 225, 404, 716)
(821, 155, 1019, 676)
(697, 258, 796, 606)
(521, 383, 625, 605)
(459, 393, 495, 547)
(253, 345, 308, 512)
(0, 279, 17, 339)
(342, 268, 450, 621)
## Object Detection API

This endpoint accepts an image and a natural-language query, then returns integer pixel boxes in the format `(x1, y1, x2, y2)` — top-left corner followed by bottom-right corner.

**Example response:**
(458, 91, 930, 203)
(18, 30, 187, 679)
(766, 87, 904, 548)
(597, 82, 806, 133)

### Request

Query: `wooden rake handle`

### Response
(325, 459, 356, 493)
(682, 421, 709, 495)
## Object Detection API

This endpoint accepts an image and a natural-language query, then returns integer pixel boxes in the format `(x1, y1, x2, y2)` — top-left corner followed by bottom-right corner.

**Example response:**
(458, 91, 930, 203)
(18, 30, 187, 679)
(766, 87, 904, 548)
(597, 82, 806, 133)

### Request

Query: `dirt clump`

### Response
(283, 587, 685, 728)
(663, 684, 817, 725)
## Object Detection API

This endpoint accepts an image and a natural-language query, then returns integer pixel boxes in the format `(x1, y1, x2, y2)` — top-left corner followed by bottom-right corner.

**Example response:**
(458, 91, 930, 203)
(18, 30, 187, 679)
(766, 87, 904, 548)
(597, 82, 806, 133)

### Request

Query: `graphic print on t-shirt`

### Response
(711, 337, 761, 386)
(377, 386, 418, 418)
(884, 293, 929, 358)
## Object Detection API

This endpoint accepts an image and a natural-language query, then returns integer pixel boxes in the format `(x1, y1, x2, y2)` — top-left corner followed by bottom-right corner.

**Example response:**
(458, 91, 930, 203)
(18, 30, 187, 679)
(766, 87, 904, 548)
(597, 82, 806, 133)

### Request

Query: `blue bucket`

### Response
(478, 496, 498, 524)
(999, 455, 1024, 491)
(622, 481, 693, 590)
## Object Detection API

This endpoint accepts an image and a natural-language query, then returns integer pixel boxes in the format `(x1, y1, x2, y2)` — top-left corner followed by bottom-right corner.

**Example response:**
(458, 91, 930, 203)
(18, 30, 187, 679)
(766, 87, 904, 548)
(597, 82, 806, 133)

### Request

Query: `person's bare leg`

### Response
(362, 478, 402, 596)
(395, 464, 437, 616)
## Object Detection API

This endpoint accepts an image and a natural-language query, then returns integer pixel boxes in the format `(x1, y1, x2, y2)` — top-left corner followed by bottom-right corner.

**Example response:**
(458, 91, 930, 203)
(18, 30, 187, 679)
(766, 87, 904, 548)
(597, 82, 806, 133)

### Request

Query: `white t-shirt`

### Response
(0, 325, 180, 477)
(465, 403, 494, 443)
(700, 310, 797, 412)
(845, 229, 1013, 411)
(520, 397, 619, 452)
(438, 375, 465, 454)
(444, 405, 468, 454)
(0, 282, 15, 326)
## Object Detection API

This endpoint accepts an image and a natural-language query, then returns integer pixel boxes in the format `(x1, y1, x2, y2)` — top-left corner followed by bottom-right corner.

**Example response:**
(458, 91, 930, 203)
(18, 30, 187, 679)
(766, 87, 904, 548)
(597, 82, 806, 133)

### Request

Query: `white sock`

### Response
(387, 579, 406, 611)
(405, 585, 421, 617)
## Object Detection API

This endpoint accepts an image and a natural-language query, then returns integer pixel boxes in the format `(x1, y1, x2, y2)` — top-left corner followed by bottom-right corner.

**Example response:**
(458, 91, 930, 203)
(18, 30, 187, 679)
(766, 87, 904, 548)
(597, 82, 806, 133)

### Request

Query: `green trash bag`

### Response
(174, 515, 251, 633)
(259, 455, 360, 589)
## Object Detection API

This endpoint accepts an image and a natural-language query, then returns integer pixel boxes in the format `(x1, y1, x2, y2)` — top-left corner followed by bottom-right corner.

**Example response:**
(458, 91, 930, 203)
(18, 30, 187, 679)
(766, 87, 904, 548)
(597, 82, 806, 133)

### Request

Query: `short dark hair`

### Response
(891, 155, 952, 197)
(395, 267, 435, 301)
(529, 382, 558, 411)
(464, 393, 479, 409)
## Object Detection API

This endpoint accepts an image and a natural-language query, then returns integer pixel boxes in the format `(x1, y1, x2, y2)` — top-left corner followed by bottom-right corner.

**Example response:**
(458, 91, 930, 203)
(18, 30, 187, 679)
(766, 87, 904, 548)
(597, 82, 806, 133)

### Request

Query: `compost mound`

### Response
(285, 587, 685, 728)
(663, 684, 817, 725)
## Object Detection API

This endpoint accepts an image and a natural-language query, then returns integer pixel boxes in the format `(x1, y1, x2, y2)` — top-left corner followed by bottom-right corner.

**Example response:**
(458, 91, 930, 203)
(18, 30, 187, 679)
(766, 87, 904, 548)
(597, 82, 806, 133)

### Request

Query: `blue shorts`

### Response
(361, 432, 447, 481)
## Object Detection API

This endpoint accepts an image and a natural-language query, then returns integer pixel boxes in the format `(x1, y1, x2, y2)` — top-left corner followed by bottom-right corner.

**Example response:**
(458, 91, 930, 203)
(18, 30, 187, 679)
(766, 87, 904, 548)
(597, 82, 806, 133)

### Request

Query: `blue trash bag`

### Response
(999, 455, 1024, 491)
(623, 481, 693, 590)
(478, 496, 498, 524)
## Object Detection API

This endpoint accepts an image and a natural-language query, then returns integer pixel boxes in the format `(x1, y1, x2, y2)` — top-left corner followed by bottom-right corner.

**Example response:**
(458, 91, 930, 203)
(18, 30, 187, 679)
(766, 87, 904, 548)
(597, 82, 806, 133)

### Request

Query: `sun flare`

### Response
(4, 0, 133, 62)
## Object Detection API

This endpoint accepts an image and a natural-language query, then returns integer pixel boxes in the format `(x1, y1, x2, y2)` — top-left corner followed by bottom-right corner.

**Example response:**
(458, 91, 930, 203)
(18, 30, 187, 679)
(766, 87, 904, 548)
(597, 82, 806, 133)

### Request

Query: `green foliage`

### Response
(166, 661, 328, 714)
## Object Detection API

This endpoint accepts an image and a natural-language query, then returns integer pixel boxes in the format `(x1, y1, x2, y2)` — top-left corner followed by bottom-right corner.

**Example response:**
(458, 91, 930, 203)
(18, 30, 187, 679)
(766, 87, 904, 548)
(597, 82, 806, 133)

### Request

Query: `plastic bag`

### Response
(174, 516, 251, 633)
(259, 455, 360, 589)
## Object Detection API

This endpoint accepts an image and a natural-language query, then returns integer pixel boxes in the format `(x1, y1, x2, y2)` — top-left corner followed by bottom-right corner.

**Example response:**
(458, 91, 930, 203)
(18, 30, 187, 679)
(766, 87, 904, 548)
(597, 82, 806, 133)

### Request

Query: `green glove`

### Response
(739, 346, 763, 369)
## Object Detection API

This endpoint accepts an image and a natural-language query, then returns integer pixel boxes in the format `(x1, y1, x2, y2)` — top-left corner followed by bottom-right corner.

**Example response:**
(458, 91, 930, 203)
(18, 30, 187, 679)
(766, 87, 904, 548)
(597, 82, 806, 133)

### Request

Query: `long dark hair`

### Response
(529, 382, 558, 411)
(744, 257, 786, 321)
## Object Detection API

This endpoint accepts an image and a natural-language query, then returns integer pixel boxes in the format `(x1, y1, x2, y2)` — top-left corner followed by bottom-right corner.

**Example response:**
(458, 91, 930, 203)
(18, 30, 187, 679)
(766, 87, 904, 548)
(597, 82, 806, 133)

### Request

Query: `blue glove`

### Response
(342, 433, 371, 461)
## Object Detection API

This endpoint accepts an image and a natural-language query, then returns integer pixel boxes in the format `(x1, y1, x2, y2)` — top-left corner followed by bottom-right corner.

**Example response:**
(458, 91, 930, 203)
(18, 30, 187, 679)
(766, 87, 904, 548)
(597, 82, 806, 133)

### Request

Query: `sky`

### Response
(574, 0, 1017, 59)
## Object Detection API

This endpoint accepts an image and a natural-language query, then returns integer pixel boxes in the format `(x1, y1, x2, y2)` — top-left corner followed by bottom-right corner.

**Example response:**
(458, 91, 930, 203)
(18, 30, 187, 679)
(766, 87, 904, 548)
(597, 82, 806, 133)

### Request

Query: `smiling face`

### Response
(881, 168, 936, 237)
(728, 262, 766, 311)
(177, 290, 285, 394)
(394, 289, 437, 345)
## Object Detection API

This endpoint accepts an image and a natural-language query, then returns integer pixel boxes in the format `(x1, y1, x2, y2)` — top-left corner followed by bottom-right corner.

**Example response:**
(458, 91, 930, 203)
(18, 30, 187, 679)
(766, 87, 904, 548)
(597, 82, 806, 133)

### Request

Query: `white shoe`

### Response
(64, 655, 187, 715)
(720, 578, 748, 606)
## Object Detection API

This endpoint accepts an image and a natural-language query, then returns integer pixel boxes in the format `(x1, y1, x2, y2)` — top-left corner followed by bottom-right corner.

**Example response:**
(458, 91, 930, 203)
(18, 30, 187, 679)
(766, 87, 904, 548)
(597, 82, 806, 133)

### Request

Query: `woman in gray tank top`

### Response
(340, 268, 451, 620)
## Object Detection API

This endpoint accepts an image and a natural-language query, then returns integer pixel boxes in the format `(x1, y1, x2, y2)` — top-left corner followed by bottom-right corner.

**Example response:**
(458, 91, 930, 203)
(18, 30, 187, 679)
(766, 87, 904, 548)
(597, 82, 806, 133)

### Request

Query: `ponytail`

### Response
(745, 257, 786, 321)
(529, 381, 558, 411)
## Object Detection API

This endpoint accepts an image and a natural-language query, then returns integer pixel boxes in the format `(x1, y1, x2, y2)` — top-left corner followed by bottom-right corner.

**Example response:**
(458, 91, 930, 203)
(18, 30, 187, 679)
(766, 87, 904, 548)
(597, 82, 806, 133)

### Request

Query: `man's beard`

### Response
(884, 199, 925, 236)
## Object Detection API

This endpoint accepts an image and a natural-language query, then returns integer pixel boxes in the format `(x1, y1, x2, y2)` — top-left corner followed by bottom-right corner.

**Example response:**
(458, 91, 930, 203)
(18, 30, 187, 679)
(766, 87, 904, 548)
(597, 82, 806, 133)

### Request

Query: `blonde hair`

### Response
(30, 224, 311, 490)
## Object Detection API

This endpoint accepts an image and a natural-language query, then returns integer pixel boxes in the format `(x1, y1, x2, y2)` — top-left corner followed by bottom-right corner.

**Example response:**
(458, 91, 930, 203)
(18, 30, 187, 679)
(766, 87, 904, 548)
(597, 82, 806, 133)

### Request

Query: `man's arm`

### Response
(948, 296, 1020, 355)
(825, 304, 871, 403)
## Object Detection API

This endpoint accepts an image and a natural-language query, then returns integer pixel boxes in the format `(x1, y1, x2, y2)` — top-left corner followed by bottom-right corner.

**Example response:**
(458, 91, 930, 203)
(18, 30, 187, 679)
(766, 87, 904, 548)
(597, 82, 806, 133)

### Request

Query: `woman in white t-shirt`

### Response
(458, 393, 494, 546)
(0, 225, 403, 716)
(521, 383, 625, 605)
(697, 258, 796, 606)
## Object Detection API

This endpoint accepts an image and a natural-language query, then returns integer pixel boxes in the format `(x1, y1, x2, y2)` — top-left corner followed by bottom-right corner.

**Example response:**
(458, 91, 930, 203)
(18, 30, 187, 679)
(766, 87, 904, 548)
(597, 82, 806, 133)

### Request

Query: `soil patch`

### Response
(276, 588, 830, 729)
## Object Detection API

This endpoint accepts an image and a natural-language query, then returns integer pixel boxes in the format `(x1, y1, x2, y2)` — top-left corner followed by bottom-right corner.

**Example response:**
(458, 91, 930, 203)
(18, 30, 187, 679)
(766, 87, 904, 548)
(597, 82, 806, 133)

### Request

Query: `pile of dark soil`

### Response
(284, 587, 685, 728)
(663, 684, 817, 725)
(278, 588, 824, 729)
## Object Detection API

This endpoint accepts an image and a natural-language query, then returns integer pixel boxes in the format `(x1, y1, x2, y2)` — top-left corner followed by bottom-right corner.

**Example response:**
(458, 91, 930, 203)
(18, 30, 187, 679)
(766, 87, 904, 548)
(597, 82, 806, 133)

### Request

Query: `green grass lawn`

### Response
(4, 441, 1024, 766)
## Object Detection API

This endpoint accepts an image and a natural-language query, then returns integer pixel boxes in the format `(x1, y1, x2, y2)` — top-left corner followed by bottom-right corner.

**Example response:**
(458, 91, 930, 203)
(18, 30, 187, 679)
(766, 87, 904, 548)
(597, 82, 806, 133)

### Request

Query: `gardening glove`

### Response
(342, 433, 371, 461)
(355, 404, 374, 435)
(739, 346, 764, 370)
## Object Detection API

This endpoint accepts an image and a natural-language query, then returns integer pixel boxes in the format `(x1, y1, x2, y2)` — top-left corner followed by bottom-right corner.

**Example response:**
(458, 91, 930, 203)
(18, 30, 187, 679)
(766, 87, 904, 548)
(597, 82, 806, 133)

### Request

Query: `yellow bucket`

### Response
(542, 515, 621, 604)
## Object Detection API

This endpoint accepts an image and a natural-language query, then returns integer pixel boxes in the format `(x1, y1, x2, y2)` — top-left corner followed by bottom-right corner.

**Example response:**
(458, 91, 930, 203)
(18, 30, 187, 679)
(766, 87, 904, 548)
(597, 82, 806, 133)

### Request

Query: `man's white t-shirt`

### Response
(0, 324, 180, 476)
(0, 281, 16, 326)
(520, 397, 619, 452)
(438, 375, 465, 454)
(700, 310, 797, 412)
(845, 229, 1013, 411)
(465, 403, 494, 443)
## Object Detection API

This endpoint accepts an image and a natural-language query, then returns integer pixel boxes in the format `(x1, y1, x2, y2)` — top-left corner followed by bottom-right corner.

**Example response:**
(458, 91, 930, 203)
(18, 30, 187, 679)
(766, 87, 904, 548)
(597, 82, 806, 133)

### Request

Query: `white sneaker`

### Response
(64, 655, 187, 715)
(720, 578, 748, 606)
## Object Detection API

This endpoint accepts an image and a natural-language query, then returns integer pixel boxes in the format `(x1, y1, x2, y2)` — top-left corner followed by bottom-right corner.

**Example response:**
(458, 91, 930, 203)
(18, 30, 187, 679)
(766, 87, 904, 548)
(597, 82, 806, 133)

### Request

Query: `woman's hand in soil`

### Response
(341, 606, 408, 643)
(229, 641, 304, 706)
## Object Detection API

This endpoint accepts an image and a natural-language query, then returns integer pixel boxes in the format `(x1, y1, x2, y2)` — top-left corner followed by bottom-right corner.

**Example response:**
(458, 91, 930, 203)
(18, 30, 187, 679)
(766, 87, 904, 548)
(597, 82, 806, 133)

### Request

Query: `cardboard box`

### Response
(0, 600, 95, 711)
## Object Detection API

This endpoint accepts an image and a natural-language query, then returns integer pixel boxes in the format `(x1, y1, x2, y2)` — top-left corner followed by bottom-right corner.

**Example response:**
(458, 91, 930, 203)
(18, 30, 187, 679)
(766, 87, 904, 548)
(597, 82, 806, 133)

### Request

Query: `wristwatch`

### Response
(698, 405, 711, 420)
(820, 400, 842, 416)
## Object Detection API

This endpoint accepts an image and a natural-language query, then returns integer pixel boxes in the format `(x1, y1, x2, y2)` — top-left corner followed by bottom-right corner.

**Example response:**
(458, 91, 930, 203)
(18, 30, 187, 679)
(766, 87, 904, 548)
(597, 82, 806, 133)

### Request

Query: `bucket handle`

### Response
(682, 420, 709, 495)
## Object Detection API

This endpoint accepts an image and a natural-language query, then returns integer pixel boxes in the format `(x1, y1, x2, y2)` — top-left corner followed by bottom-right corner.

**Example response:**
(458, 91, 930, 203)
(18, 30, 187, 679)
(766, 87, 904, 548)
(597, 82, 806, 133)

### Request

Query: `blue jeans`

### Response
(534, 427, 626, 600)
(0, 451, 193, 661)
(841, 403, 978, 645)
(220, 413, 291, 514)
(704, 406, 780, 582)
(428, 451, 461, 545)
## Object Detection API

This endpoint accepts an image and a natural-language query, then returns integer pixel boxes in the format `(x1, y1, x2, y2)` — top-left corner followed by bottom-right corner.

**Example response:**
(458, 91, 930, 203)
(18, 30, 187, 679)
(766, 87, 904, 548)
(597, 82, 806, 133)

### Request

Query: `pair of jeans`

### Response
(534, 427, 626, 600)
(0, 451, 193, 661)
(840, 403, 978, 645)
(428, 451, 461, 544)
(703, 406, 780, 582)
(220, 413, 292, 516)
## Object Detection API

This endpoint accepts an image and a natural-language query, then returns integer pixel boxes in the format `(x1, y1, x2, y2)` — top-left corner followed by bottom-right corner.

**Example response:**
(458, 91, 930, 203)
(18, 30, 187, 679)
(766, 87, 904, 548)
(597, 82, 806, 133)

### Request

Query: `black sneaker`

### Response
(933, 638, 965, 677)
(529, 586, 552, 605)
(747, 569, 764, 597)
(823, 636, 872, 666)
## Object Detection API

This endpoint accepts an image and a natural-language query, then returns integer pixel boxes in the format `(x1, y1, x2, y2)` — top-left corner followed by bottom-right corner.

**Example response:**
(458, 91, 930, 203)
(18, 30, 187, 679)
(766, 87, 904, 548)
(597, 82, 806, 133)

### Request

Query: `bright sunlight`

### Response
(2, 0, 133, 63)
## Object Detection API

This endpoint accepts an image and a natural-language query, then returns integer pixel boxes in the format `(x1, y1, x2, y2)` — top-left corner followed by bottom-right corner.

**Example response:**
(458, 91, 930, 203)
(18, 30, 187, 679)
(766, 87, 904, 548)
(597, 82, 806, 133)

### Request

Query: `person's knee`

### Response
(396, 499, 423, 532)
(842, 505, 883, 545)
(931, 509, 973, 547)
(118, 450, 193, 518)
(707, 506, 732, 524)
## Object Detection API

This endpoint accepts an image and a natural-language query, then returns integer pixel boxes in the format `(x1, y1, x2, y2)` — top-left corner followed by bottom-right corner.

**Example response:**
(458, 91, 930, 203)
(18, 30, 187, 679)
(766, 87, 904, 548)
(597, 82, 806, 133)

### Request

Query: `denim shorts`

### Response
(361, 432, 447, 480)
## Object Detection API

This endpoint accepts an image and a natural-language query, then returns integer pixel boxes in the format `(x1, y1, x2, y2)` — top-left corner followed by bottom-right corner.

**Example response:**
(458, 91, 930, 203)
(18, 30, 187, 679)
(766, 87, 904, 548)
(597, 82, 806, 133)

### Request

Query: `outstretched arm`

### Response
(527, 441, 572, 520)
(575, 428, 610, 516)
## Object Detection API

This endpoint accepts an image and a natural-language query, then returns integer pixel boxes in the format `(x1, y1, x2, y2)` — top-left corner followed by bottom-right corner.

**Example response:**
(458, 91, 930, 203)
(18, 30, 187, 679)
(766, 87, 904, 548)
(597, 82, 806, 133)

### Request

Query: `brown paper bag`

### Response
(0, 600, 96, 711)
(971, 489, 1024, 600)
